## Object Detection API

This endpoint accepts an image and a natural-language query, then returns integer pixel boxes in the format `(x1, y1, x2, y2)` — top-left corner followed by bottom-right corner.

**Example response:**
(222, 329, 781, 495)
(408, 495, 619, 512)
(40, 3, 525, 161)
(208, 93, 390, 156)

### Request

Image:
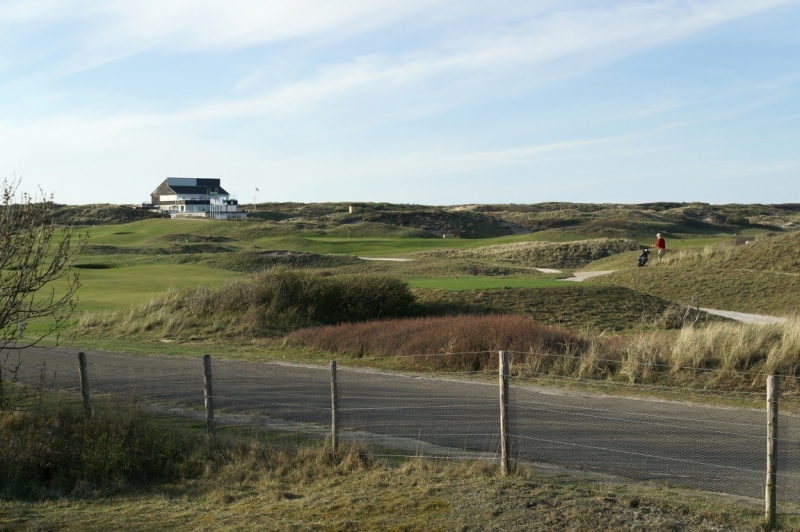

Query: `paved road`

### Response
(11, 346, 800, 503)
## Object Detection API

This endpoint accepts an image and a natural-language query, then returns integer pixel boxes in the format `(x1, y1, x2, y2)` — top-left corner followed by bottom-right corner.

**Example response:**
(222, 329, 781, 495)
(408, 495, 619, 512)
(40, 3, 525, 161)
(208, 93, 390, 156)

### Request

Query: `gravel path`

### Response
(13, 346, 800, 504)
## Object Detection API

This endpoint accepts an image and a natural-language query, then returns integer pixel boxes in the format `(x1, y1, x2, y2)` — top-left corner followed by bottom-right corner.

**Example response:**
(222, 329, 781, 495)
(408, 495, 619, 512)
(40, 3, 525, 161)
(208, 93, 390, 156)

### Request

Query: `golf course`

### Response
(5, 201, 800, 531)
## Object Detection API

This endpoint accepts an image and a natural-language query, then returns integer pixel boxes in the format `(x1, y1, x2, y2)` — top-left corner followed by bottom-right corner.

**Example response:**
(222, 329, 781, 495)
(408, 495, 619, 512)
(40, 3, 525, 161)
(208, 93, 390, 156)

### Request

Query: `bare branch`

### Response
(0, 178, 85, 412)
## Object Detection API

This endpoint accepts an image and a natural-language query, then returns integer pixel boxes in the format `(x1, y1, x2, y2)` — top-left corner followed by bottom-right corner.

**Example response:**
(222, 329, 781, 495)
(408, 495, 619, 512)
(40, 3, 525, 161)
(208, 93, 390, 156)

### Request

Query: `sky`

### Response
(1, 0, 799, 206)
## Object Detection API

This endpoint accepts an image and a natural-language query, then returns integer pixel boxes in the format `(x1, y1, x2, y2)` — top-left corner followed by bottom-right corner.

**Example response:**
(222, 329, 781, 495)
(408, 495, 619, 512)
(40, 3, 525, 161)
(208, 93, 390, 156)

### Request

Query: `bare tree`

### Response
(0, 179, 85, 411)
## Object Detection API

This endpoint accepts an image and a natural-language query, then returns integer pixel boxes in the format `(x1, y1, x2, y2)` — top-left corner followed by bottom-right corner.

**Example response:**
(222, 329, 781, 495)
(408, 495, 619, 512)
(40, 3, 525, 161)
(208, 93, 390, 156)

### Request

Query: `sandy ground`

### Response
(558, 270, 617, 282)
(700, 308, 787, 325)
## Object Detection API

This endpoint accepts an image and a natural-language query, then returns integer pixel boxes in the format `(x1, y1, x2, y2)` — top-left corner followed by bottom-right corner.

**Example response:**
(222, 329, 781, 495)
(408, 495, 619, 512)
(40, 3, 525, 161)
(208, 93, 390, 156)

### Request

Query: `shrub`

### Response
(289, 314, 592, 371)
(0, 402, 207, 498)
(79, 269, 415, 338)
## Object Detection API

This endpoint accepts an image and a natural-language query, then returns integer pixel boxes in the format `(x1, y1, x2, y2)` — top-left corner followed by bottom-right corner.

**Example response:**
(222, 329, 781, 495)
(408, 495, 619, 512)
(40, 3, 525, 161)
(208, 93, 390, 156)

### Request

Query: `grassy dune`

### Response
(597, 267, 800, 315)
(593, 232, 800, 314)
(415, 238, 641, 268)
(78, 270, 414, 339)
(37, 210, 800, 345)
(658, 230, 800, 272)
(413, 284, 673, 331)
(407, 275, 566, 290)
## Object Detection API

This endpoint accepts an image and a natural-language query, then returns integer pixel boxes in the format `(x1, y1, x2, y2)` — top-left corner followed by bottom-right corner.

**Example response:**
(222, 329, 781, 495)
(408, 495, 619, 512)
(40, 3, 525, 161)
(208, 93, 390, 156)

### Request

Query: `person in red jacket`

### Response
(654, 233, 666, 262)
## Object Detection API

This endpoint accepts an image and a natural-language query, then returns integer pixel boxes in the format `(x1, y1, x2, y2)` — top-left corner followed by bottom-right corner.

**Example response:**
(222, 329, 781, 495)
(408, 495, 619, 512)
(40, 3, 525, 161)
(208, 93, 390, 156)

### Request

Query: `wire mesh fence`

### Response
(7, 346, 800, 518)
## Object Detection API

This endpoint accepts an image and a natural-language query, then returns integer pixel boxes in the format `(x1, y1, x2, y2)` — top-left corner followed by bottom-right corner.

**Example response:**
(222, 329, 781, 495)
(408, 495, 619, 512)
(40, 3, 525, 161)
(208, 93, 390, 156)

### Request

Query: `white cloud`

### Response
(5, 0, 797, 82)
(2, 0, 799, 204)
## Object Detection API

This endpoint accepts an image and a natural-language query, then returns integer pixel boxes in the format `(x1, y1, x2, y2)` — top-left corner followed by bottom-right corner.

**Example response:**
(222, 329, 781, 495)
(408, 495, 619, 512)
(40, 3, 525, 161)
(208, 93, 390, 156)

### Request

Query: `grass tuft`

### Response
(415, 238, 641, 268)
(291, 313, 800, 393)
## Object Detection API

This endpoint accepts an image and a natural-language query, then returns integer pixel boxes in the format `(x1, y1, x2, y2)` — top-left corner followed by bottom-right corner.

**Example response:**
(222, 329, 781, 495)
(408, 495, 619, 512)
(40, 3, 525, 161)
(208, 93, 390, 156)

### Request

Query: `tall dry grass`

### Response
(0, 394, 377, 499)
(660, 241, 739, 266)
(291, 313, 800, 391)
(660, 232, 796, 269)
(79, 269, 414, 339)
(623, 315, 800, 377)
(415, 238, 640, 268)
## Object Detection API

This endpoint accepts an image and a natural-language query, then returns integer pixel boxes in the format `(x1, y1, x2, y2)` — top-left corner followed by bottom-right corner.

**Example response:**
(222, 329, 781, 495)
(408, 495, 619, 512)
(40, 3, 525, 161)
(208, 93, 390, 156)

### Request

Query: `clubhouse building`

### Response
(150, 178, 245, 219)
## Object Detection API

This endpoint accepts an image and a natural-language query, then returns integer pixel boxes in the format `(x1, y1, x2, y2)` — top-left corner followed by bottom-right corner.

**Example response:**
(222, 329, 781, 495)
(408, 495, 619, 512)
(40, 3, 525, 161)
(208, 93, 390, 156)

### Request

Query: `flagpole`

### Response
(253, 186, 257, 212)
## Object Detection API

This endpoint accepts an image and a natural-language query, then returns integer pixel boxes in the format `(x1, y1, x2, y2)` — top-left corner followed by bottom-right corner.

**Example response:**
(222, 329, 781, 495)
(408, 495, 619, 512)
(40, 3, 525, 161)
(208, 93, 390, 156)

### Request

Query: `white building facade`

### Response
(150, 178, 245, 219)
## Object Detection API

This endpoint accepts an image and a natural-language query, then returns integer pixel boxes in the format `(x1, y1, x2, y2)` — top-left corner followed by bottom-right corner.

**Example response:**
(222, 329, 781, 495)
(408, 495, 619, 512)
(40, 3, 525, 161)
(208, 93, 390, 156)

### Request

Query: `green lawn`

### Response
(408, 275, 567, 291)
(70, 263, 237, 312)
(70, 219, 744, 259)
(33, 218, 790, 334)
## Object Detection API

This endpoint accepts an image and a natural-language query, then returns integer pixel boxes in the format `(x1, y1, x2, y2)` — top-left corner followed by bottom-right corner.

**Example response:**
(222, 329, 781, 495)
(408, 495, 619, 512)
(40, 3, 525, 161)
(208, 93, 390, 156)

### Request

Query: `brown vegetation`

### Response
(290, 315, 588, 371)
(291, 313, 800, 392)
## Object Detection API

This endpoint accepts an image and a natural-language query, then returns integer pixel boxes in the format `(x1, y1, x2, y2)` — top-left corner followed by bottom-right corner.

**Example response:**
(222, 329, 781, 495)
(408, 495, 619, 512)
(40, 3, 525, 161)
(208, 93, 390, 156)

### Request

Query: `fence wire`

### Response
(9, 347, 800, 513)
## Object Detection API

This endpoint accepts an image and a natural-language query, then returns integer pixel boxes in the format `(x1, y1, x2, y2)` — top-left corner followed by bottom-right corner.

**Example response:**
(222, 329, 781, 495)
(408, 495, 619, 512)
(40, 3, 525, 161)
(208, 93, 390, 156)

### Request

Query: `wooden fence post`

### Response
(203, 354, 215, 439)
(766, 375, 779, 529)
(0, 365, 4, 407)
(331, 360, 338, 452)
(78, 352, 92, 417)
(499, 350, 510, 476)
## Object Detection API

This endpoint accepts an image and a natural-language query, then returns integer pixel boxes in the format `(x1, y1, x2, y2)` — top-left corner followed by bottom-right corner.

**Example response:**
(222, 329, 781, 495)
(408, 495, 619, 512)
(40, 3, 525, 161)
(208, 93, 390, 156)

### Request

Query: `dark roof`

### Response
(167, 178, 222, 188)
(169, 185, 230, 195)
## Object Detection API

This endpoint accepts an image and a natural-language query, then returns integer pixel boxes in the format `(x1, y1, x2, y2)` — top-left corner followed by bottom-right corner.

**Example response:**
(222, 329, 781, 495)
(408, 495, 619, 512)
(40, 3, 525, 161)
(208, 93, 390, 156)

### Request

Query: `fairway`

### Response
(408, 275, 569, 291)
(70, 219, 748, 261)
(71, 264, 237, 312)
(32, 210, 793, 332)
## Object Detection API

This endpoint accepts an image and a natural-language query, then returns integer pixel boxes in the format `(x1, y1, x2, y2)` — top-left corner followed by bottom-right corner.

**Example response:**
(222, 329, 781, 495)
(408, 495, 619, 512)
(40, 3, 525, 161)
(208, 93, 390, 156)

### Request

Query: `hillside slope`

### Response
(594, 232, 800, 314)
(53, 204, 164, 225)
(720, 231, 800, 272)
(416, 238, 641, 268)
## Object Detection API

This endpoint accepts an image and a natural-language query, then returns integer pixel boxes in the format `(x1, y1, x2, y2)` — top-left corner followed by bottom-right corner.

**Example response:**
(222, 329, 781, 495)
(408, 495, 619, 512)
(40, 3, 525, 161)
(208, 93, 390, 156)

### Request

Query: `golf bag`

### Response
(638, 248, 649, 267)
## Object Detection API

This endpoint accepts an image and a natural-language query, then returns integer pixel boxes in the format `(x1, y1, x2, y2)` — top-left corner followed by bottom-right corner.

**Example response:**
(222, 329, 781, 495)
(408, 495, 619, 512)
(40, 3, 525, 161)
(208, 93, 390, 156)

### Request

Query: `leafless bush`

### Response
(1, 179, 85, 413)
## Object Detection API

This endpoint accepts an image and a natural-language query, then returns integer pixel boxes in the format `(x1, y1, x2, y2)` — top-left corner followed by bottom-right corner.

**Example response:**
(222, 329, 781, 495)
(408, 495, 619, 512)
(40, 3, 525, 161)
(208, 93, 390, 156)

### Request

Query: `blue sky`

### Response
(2, 0, 799, 205)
